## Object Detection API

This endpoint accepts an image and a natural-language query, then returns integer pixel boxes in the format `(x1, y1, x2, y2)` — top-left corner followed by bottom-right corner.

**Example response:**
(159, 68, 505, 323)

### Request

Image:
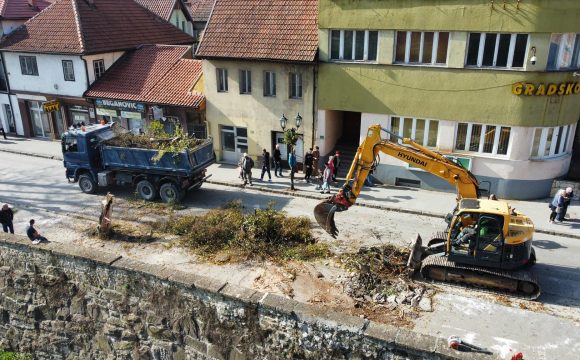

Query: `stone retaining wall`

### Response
(0, 234, 486, 360)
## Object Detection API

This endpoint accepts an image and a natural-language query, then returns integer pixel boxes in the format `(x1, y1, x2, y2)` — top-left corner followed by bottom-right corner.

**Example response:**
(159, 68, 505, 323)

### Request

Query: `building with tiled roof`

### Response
(0, 0, 52, 37)
(0, 0, 195, 139)
(84, 45, 206, 136)
(186, 0, 214, 45)
(134, 0, 194, 37)
(196, 0, 318, 165)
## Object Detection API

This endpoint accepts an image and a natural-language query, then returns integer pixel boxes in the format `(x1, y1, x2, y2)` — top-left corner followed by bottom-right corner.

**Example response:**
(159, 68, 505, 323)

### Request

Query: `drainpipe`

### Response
(311, 62, 318, 149)
(1, 51, 17, 133)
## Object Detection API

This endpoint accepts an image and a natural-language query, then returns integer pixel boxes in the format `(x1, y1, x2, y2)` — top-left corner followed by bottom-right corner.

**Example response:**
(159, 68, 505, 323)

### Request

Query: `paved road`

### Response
(1, 152, 580, 359)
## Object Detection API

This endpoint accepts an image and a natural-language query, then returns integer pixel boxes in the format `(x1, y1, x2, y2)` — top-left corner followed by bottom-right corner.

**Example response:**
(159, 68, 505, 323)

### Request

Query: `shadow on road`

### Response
(533, 240, 567, 250)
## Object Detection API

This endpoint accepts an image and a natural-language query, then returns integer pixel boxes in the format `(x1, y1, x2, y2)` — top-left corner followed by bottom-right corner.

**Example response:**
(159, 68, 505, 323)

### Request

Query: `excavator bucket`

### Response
(407, 234, 425, 271)
(314, 199, 339, 238)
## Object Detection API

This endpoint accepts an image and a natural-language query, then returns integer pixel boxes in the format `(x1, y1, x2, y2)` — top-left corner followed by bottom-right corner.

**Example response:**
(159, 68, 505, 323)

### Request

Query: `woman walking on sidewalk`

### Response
(320, 163, 332, 194)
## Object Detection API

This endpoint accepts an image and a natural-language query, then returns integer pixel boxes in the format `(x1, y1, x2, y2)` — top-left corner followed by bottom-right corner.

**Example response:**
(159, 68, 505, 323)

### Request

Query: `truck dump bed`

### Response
(101, 138, 214, 177)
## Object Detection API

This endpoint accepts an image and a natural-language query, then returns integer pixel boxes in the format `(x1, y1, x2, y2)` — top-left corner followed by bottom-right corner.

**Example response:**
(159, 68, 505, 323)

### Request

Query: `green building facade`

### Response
(316, 0, 580, 199)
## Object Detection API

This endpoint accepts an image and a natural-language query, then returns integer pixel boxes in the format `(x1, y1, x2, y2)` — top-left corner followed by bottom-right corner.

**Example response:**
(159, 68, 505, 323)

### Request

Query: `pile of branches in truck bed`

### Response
(103, 120, 204, 151)
(340, 245, 434, 312)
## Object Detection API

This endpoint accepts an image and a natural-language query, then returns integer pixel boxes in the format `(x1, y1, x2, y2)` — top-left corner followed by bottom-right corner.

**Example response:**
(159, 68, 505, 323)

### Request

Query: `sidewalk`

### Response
(1, 135, 577, 239)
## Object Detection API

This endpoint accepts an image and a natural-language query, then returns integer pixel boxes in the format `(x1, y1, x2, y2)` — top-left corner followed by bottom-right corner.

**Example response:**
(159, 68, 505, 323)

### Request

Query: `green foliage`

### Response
(283, 129, 300, 147)
(147, 120, 166, 139)
(157, 202, 327, 262)
(0, 352, 32, 360)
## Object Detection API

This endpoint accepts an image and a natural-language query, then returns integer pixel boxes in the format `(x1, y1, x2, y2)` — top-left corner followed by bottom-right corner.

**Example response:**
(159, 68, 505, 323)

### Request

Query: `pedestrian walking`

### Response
(0, 204, 14, 234)
(0, 127, 6, 140)
(260, 148, 272, 181)
(26, 219, 48, 244)
(561, 187, 574, 221)
(320, 163, 332, 194)
(242, 153, 254, 186)
(327, 155, 335, 180)
(237, 154, 244, 179)
(288, 149, 297, 190)
(312, 146, 320, 176)
(332, 151, 341, 181)
(549, 189, 565, 223)
(274, 144, 283, 177)
(304, 148, 314, 182)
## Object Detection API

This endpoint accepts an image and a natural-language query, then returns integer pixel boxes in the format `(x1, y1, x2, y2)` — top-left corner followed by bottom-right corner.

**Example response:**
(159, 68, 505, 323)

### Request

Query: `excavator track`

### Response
(420, 255, 540, 300)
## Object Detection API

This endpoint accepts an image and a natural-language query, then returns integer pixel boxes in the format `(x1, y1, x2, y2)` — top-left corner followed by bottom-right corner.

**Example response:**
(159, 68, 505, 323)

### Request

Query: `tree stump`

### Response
(98, 193, 114, 237)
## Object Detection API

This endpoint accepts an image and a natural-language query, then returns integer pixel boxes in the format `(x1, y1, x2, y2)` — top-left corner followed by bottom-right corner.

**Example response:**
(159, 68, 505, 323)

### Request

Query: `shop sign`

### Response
(512, 81, 580, 96)
(42, 100, 60, 112)
(95, 98, 145, 112)
(96, 108, 118, 117)
(121, 111, 142, 119)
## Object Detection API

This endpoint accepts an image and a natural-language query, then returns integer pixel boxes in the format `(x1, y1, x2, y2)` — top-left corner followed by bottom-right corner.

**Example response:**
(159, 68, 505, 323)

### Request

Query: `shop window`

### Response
(330, 30, 379, 62)
(263, 71, 276, 97)
(216, 68, 228, 92)
(455, 122, 511, 156)
(19, 56, 38, 76)
(466, 33, 528, 69)
(389, 116, 439, 147)
(239, 70, 251, 94)
(395, 31, 449, 65)
(69, 106, 89, 125)
(93, 59, 105, 79)
(220, 125, 247, 154)
(547, 33, 580, 70)
(289, 72, 302, 99)
(531, 125, 573, 159)
(62, 60, 75, 81)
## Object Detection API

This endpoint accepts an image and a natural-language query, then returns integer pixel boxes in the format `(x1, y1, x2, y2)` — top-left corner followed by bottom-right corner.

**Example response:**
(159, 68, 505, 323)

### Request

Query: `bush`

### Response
(160, 202, 327, 262)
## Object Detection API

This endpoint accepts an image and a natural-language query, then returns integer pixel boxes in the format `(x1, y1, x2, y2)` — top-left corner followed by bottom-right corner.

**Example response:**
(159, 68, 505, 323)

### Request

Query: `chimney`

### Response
(28, 0, 38, 10)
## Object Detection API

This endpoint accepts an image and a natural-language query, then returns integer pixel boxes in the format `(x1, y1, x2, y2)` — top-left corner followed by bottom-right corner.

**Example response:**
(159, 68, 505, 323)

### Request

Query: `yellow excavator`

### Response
(314, 124, 540, 299)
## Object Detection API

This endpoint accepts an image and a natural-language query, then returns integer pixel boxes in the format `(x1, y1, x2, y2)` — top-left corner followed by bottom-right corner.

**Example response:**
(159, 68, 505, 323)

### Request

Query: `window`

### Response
(93, 59, 105, 79)
(239, 70, 251, 94)
(389, 116, 439, 147)
(263, 71, 276, 97)
(394, 31, 449, 65)
(62, 60, 75, 81)
(547, 33, 580, 70)
(330, 30, 379, 62)
(19, 56, 38, 76)
(289, 72, 302, 99)
(216, 68, 228, 92)
(465, 33, 528, 68)
(220, 125, 248, 154)
(62, 137, 79, 153)
(531, 125, 573, 159)
(0, 58, 7, 92)
(454, 122, 511, 155)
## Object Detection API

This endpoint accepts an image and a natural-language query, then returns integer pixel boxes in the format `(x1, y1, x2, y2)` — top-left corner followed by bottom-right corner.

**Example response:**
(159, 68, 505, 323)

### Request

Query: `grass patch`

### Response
(0, 352, 32, 360)
(156, 201, 329, 262)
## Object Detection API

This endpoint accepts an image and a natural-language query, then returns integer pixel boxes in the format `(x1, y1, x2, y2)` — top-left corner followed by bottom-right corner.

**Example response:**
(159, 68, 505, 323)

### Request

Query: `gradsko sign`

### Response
(95, 99, 146, 112)
(512, 82, 580, 96)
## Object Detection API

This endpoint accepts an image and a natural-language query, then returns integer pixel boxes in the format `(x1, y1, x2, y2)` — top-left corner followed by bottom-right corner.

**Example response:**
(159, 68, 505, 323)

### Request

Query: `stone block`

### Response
(167, 269, 197, 288)
(188, 273, 227, 294)
(363, 321, 398, 345)
(259, 293, 298, 315)
(207, 343, 226, 360)
(50, 243, 122, 266)
(113, 340, 136, 351)
(395, 328, 438, 356)
(229, 347, 246, 360)
(219, 283, 258, 304)
(112, 257, 172, 281)
(184, 335, 207, 355)
(100, 288, 125, 303)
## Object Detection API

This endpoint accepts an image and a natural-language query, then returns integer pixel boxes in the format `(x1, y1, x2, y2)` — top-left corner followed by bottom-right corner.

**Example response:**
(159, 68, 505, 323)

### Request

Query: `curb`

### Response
(2, 147, 577, 240)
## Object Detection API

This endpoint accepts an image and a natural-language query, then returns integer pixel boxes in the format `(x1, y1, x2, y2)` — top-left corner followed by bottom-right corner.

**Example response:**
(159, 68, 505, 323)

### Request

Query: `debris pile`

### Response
(341, 246, 434, 312)
(104, 132, 204, 150)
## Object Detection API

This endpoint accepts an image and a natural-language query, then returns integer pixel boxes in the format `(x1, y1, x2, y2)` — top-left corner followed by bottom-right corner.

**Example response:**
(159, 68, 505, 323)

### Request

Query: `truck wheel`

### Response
(78, 174, 97, 194)
(159, 182, 182, 203)
(136, 180, 157, 201)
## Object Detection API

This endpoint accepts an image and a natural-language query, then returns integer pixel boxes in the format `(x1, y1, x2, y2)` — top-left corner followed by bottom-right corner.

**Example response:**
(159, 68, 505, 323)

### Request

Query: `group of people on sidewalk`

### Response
(0, 204, 48, 244)
(236, 146, 344, 193)
(549, 187, 574, 223)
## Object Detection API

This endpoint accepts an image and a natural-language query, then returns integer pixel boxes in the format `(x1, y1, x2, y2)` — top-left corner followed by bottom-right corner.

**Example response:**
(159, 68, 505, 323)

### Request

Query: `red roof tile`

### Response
(0, 0, 194, 55)
(187, 0, 213, 22)
(0, 0, 52, 20)
(196, 0, 318, 62)
(134, 0, 175, 20)
(85, 45, 204, 108)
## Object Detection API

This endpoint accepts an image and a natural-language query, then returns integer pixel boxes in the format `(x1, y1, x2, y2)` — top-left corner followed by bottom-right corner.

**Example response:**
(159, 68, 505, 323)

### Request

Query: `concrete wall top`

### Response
(319, 0, 580, 33)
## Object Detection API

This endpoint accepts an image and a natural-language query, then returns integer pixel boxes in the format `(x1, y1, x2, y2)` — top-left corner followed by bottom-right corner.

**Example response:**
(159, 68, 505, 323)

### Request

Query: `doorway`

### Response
(274, 131, 304, 164)
(28, 101, 52, 138)
(220, 125, 248, 163)
(3, 104, 15, 133)
(340, 111, 362, 146)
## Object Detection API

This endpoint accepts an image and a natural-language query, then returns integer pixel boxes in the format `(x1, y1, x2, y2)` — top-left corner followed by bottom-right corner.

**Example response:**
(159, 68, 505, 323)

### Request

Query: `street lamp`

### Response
(280, 113, 288, 131)
(295, 113, 302, 129)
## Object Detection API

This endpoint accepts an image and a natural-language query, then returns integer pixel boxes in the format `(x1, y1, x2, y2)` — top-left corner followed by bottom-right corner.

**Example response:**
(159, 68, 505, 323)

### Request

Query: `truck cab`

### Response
(62, 124, 114, 185)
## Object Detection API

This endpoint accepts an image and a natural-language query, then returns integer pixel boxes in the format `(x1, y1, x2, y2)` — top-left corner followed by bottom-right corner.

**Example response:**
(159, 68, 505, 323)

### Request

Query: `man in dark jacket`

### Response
(26, 219, 47, 244)
(332, 151, 341, 181)
(273, 144, 282, 177)
(242, 153, 254, 186)
(304, 149, 314, 182)
(260, 149, 272, 181)
(0, 204, 14, 234)
(312, 146, 320, 176)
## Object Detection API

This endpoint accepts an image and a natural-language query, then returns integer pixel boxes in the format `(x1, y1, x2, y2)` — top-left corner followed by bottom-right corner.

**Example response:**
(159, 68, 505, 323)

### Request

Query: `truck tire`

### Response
(159, 182, 182, 203)
(78, 174, 97, 194)
(136, 180, 157, 201)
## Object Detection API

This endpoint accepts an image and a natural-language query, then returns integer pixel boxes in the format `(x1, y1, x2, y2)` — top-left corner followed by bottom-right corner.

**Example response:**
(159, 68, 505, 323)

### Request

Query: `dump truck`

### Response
(62, 124, 215, 203)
